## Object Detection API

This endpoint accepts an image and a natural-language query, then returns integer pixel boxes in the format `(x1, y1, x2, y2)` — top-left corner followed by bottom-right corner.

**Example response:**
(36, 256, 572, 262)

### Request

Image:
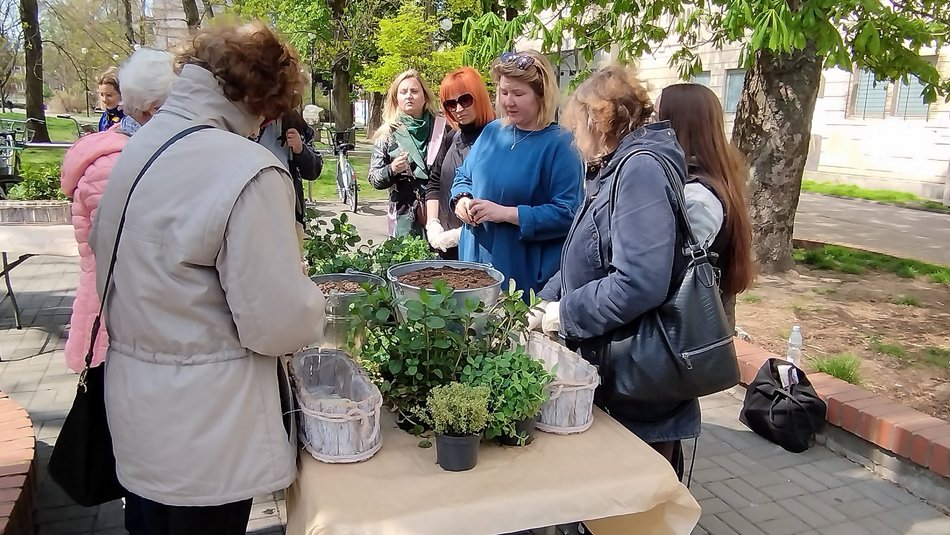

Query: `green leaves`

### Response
(359, 0, 470, 93)
(304, 219, 434, 277)
(503, 0, 950, 106)
(7, 164, 67, 201)
(459, 346, 554, 440)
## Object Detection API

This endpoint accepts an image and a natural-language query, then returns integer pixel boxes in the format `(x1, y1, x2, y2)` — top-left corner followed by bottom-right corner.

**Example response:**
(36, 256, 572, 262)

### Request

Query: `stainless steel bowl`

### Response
(386, 260, 505, 314)
(311, 272, 385, 350)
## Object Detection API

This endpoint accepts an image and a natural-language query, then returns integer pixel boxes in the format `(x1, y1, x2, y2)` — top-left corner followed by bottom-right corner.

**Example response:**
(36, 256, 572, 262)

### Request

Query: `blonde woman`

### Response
(450, 51, 583, 297)
(537, 66, 696, 474)
(369, 69, 447, 237)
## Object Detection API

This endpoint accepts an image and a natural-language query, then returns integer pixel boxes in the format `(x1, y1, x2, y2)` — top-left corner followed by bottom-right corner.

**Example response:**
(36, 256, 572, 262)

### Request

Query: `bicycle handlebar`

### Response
(3, 118, 45, 125)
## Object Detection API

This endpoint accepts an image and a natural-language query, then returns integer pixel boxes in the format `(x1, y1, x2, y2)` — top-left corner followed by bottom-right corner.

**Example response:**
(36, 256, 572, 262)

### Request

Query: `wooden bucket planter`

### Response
(290, 348, 383, 463)
(0, 200, 71, 225)
(527, 333, 600, 435)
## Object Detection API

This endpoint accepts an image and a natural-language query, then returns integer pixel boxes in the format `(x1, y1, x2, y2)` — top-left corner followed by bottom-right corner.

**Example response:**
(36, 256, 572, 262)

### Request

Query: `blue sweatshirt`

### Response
(452, 120, 583, 297)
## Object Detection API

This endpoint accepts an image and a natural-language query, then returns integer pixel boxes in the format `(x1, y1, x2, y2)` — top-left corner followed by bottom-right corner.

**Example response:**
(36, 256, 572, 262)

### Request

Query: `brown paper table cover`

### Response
(286, 408, 701, 535)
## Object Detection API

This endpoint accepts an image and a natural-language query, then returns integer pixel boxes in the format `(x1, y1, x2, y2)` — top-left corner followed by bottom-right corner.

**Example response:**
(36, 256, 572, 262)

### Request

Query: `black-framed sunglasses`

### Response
(499, 51, 535, 71)
(442, 93, 475, 111)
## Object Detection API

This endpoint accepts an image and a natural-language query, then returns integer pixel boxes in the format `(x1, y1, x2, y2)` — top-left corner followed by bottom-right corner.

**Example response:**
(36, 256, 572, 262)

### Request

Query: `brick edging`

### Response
(734, 339, 950, 479)
(0, 392, 36, 535)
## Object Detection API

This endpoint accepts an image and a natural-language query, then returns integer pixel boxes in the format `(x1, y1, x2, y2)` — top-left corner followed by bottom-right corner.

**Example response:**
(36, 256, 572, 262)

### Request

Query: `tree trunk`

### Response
(367, 92, 383, 137)
(122, 0, 135, 46)
(731, 45, 821, 274)
(201, 0, 215, 20)
(182, 0, 200, 33)
(331, 64, 353, 131)
(19, 0, 50, 143)
(328, 0, 352, 131)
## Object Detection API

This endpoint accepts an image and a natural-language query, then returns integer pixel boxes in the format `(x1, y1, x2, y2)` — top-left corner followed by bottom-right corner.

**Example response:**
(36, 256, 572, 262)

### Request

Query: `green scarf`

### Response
(399, 111, 432, 155)
(392, 111, 433, 181)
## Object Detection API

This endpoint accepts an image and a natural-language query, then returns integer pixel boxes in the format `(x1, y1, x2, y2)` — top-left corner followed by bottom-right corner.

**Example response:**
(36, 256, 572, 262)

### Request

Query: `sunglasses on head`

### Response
(442, 93, 475, 111)
(499, 52, 536, 71)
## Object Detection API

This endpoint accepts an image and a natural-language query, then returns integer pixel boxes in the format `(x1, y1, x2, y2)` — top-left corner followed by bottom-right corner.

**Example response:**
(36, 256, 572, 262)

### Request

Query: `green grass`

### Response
(794, 245, 950, 285)
(868, 338, 907, 359)
(891, 295, 921, 307)
(303, 155, 388, 202)
(918, 347, 950, 370)
(740, 293, 762, 303)
(1, 111, 82, 143)
(802, 179, 949, 212)
(813, 353, 862, 384)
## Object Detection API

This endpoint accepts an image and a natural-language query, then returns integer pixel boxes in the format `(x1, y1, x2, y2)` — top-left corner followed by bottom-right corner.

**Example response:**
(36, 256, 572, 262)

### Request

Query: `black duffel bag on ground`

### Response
(739, 358, 827, 453)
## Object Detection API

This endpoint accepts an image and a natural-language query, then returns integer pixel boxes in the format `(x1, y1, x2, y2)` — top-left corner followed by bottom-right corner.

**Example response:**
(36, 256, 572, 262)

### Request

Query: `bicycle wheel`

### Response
(335, 157, 346, 204)
(347, 170, 358, 213)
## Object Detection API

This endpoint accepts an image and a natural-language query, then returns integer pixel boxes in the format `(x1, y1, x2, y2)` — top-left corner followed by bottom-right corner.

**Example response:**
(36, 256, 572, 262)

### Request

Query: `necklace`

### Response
(510, 127, 537, 150)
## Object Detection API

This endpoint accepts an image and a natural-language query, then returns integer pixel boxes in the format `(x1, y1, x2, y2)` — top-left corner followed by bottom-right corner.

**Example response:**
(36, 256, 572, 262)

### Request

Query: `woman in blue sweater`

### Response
(451, 51, 583, 296)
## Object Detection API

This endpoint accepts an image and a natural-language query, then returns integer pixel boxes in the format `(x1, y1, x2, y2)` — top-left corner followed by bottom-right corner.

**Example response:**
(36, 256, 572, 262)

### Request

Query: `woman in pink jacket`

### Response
(60, 48, 178, 373)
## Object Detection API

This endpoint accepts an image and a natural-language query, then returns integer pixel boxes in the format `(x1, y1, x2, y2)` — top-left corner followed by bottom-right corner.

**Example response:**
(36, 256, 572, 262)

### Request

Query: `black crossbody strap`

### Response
(80, 125, 213, 386)
(605, 149, 701, 259)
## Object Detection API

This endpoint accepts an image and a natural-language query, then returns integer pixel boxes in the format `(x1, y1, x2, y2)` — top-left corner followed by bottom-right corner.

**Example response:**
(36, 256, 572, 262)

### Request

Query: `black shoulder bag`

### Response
(48, 125, 212, 506)
(598, 149, 740, 404)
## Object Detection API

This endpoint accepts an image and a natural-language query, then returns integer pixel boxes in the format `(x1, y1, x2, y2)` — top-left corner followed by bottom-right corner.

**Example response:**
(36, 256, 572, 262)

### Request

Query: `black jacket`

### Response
(426, 123, 485, 230)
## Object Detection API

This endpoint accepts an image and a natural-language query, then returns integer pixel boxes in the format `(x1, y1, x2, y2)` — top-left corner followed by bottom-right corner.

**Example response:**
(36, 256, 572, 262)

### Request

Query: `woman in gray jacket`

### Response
(536, 66, 697, 474)
(91, 22, 325, 533)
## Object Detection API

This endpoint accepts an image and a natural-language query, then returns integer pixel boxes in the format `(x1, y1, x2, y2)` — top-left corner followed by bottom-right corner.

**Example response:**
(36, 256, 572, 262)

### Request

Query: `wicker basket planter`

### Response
(290, 348, 383, 463)
(527, 333, 600, 435)
(0, 200, 71, 225)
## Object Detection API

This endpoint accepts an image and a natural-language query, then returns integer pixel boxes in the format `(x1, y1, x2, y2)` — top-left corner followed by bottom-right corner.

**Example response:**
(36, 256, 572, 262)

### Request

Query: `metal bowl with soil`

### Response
(386, 261, 505, 313)
(311, 272, 385, 350)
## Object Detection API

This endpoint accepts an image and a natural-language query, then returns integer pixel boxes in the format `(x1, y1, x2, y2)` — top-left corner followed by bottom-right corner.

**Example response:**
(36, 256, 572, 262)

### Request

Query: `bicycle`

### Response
(57, 114, 97, 138)
(0, 118, 44, 200)
(326, 127, 358, 213)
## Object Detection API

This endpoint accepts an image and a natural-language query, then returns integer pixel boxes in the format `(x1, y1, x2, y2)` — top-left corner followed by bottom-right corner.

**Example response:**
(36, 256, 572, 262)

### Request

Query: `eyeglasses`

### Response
(499, 52, 536, 71)
(442, 93, 474, 111)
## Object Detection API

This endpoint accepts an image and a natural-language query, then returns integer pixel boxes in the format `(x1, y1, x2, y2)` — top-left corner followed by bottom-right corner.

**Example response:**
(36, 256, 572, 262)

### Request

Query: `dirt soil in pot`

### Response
(397, 267, 497, 290)
(316, 280, 366, 294)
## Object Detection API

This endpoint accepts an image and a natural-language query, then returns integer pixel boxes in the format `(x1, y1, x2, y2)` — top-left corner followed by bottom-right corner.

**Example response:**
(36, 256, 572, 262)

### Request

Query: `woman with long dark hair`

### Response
(656, 83, 755, 328)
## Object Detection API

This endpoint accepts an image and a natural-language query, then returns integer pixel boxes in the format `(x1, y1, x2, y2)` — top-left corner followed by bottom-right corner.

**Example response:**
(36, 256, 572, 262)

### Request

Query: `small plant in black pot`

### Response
(427, 382, 490, 471)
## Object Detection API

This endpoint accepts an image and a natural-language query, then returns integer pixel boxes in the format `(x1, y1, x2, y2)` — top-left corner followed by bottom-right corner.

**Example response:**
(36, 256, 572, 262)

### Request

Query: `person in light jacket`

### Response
(425, 67, 495, 259)
(368, 69, 447, 237)
(90, 22, 325, 533)
(535, 66, 697, 474)
(61, 48, 178, 374)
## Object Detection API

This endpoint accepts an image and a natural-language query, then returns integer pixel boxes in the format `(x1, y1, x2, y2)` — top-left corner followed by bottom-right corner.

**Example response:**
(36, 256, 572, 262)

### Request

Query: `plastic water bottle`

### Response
(787, 326, 804, 367)
(780, 326, 804, 386)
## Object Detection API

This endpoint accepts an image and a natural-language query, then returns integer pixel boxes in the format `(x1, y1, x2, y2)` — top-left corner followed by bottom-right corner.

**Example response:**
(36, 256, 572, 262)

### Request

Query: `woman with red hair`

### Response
(425, 67, 495, 258)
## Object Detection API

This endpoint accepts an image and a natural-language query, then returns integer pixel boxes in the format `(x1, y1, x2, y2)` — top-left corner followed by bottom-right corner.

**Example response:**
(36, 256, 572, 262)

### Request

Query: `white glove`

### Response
(541, 301, 561, 334)
(527, 300, 548, 331)
(426, 220, 447, 251)
(438, 227, 461, 250)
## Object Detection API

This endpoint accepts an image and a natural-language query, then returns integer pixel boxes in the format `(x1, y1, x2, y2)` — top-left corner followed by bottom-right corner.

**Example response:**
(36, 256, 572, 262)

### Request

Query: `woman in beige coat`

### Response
(90, 22, 325, 533)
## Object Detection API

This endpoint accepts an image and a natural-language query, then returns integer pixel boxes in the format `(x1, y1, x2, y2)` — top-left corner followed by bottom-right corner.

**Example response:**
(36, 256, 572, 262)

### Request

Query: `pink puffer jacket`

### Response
(60, 127, 128, 372)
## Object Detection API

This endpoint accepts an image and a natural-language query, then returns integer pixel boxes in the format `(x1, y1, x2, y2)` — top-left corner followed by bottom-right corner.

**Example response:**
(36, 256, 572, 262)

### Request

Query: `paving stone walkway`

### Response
(1, 255, 948, 535)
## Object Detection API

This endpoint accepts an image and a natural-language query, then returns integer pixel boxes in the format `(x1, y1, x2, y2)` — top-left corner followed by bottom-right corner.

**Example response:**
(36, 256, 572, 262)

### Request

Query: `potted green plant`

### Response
(427, 382, 490, 471)
(461, 346, 555, 446)
(351, 282, 467, 433)
(1, 163, 71, 224)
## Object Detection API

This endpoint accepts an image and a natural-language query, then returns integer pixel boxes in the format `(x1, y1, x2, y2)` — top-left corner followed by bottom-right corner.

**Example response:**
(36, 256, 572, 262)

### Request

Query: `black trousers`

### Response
(125, 493, 253, 535)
